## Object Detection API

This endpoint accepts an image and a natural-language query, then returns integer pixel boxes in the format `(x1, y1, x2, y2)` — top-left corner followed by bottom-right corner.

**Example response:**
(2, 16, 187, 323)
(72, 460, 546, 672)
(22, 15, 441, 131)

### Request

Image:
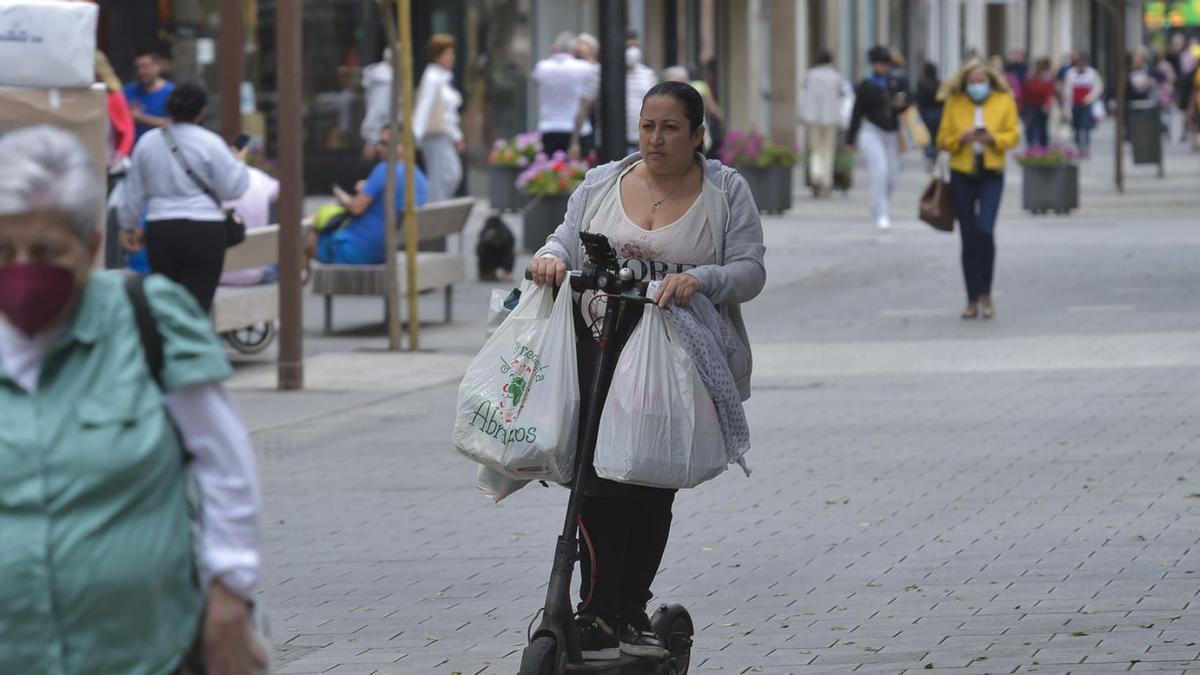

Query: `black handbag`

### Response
(161, 127, 246, 248)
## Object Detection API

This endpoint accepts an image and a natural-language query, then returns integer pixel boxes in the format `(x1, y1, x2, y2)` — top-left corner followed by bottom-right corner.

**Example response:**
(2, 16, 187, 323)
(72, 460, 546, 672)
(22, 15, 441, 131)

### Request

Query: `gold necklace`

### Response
(644, 166, 691, 212)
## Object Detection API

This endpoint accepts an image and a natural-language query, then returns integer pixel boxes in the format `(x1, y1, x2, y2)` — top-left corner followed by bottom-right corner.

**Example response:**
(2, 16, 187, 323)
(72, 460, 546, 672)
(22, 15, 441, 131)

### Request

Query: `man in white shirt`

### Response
(532, 32, 595, 158)
(625, 47, 658, 153)
(801, 49, 847, 197)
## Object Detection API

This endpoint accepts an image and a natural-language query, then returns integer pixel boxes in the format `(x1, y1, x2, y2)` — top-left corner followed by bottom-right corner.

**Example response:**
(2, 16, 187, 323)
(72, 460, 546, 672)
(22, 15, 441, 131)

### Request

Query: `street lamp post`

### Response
(598, 0, 627, 163)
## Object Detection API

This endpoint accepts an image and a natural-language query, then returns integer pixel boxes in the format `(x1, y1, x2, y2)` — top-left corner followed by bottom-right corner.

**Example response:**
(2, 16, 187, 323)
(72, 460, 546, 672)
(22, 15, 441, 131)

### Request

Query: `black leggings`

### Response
(144, 219, 227, 313)
(573, 302, 677, 625)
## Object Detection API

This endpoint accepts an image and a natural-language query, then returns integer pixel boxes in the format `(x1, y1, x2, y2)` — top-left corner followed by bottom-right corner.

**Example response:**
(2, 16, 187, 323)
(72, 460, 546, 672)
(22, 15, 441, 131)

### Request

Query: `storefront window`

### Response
(467, 0, 533, 143)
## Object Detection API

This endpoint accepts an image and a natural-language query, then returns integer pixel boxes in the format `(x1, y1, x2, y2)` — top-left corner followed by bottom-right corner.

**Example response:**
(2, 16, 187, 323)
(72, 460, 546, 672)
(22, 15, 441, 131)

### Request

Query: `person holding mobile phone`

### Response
(845, 45, 912, 230)
(936, 60, 1020, 320)
(305, 126, 429, 267)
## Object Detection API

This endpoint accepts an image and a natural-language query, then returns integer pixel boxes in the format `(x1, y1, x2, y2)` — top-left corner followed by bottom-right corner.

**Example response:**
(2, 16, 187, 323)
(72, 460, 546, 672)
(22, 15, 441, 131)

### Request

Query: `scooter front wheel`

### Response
(518, 636, 559, 675)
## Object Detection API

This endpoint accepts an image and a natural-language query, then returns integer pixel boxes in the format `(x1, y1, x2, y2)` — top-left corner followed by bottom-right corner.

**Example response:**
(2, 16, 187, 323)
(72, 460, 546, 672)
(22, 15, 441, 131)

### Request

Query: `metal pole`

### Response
(276, 0, 304, 390)
(398, 0, 421, 351)
(379, 0, 403, 351)
(217, 0, 244, 143)
(1111, 0, 1126, 193)
(598, 0, 627, 163)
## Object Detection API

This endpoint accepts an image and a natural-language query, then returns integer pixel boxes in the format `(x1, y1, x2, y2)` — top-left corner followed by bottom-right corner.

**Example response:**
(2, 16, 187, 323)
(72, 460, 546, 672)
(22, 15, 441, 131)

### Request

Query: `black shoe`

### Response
(620, 610, 670, 658)
(577, 614, 619, 660)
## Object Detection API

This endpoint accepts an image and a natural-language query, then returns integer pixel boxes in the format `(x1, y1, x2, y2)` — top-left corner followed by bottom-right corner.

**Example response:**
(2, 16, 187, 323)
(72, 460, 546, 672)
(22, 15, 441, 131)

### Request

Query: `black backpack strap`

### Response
(124, 274, 165, 390)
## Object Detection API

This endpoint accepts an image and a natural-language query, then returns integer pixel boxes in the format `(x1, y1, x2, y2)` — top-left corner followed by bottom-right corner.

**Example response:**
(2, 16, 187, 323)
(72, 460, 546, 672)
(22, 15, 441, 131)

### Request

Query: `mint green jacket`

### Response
(0, 272, 232, 675)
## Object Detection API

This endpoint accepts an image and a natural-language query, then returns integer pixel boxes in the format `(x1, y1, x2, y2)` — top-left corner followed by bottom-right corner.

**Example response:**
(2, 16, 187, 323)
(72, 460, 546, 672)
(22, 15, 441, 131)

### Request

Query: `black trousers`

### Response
(541, 131, 595, 158)
(573, 301, 676, 625)
(144, 219, 227, 313)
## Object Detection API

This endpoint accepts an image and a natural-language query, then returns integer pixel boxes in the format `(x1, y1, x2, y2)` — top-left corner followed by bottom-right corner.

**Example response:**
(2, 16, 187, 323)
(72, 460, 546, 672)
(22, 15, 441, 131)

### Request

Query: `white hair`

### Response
(552, 31, 577, 54)
(662, 65, 690, 82)
(0, 125, 103, 242)
(576, 32, 599, 56)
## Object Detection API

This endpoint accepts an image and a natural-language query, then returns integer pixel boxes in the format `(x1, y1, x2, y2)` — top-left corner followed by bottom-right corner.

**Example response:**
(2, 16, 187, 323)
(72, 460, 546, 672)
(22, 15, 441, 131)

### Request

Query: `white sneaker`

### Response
(876, 216, 891, 230)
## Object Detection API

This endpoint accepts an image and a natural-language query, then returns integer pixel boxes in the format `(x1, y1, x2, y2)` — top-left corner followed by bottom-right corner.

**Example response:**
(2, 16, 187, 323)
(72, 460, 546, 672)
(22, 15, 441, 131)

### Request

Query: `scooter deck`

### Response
(565, 653, 671, 673)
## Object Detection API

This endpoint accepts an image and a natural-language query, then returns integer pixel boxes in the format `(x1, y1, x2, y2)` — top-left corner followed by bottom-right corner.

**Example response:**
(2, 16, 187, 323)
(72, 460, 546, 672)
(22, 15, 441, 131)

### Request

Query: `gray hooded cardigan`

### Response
(534, 153, 766, 400)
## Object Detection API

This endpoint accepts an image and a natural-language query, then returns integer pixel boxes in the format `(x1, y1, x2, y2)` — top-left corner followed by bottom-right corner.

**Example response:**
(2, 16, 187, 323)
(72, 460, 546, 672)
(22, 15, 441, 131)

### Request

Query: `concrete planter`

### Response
(738, 165, 793, 214)
(522, 193, 570, 253)
(1022, 164, 1079, 215)
(487, 165, 530, 212)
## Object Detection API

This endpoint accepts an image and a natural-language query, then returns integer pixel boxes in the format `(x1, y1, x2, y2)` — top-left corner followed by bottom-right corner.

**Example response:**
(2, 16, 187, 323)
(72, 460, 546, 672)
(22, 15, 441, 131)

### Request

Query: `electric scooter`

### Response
(517, 233, 694, 675)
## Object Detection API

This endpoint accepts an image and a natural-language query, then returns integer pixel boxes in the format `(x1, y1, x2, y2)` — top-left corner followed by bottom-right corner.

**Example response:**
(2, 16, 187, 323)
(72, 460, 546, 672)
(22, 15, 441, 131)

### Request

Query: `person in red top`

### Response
(95, 51, 135, 177)
(1022, 58, 1056, 147)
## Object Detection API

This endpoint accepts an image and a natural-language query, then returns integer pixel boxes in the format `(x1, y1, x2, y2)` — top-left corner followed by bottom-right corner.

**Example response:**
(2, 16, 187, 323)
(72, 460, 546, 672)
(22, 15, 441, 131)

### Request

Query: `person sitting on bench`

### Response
(307, 126, 428, 265)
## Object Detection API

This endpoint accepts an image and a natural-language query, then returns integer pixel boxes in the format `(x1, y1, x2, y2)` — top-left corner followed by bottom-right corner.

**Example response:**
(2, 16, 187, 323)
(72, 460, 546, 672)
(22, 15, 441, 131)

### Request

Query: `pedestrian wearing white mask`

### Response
(625, 46, 658, 154)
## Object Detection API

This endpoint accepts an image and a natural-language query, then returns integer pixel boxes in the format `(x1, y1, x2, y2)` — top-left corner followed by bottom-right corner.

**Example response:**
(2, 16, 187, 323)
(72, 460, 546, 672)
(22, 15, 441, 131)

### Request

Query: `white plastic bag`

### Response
(594, 304, 727, 489)
(0, 1, 98, 89)
(476, 464, 529, 503)
(485, 288, 514, 338)
(453, 282, 579, 482)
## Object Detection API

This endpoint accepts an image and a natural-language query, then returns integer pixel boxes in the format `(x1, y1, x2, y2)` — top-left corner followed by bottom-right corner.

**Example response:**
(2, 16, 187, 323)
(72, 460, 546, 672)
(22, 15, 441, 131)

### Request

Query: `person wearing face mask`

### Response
(529, 81, 765, 661)
(936, 61, 1020, 320)
(624, 46, 658, 155)
(0, 126, 266, 675)
(846, 45, 912, 230)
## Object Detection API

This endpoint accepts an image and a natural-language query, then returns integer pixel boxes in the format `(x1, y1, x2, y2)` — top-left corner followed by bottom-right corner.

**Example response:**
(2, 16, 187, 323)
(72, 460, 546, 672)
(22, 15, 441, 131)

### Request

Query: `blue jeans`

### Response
(950, 169, 1004, 302)
(316, 229, 378, 264)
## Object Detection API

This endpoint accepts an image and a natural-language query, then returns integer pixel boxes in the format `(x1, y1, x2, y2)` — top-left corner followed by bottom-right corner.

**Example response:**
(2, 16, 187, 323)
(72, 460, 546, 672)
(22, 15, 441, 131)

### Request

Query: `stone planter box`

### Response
(488, 165, 530, 212)
(522, 193, 570, 253)
(1022, 164, 1079, 215)
(738, 165, 793, 214)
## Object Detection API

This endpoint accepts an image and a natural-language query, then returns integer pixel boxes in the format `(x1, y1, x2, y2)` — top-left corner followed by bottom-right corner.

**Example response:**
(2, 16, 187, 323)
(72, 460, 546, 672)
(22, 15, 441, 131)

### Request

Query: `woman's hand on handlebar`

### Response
(530, 256, 567, 287)
(654, 273, 702, 309)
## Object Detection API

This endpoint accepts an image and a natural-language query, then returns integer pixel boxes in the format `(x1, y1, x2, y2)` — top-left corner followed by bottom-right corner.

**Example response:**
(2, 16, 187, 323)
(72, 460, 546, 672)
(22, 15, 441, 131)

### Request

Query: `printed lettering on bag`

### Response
(497, 344, 548, 424)
(465, 342, 548, 444)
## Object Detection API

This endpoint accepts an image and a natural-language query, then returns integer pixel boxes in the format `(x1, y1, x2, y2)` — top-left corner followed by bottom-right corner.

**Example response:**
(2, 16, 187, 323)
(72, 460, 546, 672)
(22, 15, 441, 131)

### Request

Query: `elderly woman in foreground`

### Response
(0, 126, 266, 674)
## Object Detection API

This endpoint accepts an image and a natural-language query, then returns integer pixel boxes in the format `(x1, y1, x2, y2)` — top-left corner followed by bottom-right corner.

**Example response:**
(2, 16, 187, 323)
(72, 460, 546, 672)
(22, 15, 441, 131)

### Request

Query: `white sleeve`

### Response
(411, 70, 438, 141)
(165, 382, 262, 601)
(117, 145, 147, 231)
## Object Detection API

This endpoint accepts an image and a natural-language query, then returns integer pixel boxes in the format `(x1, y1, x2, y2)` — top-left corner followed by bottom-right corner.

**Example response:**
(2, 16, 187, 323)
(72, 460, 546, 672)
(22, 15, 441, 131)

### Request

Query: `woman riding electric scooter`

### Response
(529, 81, 766, 661)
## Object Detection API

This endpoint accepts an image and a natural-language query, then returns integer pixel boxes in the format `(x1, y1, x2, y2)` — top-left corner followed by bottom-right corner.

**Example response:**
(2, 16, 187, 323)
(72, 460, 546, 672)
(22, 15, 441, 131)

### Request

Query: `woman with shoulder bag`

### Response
(118, 81, 249, 313)
(529, 81, 765, 660)
(0, 126, 265, 675)
(936, 60, 1020, 320)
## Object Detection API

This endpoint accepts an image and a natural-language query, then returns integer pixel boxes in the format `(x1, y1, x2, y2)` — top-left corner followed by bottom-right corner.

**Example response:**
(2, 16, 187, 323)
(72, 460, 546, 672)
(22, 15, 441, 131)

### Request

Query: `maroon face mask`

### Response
(0, 263, 77, 337)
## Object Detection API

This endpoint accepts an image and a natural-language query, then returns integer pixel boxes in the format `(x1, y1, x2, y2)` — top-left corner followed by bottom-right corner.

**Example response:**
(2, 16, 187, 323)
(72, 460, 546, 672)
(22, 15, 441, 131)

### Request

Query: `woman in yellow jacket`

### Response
(936, 62, 1020, 319)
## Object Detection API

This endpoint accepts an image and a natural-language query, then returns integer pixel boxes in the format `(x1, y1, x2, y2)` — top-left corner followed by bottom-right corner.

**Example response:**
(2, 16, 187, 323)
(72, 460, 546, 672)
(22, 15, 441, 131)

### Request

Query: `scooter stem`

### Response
(538, 292, 627, 664)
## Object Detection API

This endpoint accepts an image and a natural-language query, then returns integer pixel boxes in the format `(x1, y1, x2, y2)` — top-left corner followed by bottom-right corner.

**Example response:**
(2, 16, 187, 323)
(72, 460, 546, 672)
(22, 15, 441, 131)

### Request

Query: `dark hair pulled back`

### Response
(641, 80, 706, 153)
(167, 81, 208, 123)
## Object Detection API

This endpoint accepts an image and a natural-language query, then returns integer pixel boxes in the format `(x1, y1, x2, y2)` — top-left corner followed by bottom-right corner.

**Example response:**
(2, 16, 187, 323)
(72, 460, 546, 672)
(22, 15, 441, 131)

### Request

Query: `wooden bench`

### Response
(212, 225, 282, 336)
(309, 197, 475, 334)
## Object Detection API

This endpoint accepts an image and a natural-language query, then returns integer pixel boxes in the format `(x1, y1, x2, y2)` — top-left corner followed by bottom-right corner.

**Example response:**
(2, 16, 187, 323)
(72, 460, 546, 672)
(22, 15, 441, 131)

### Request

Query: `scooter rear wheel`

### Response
(518, 636, 559, 675)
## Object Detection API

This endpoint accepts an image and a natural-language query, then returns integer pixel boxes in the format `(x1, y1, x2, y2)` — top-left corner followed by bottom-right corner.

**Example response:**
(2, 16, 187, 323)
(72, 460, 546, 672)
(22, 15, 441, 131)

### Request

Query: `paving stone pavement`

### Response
(240, 133, 1200, 675)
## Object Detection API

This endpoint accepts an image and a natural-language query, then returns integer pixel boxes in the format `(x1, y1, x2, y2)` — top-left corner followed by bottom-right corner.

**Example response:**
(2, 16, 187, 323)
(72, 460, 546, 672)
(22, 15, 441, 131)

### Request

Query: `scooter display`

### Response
(517, 233, 694, 675)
